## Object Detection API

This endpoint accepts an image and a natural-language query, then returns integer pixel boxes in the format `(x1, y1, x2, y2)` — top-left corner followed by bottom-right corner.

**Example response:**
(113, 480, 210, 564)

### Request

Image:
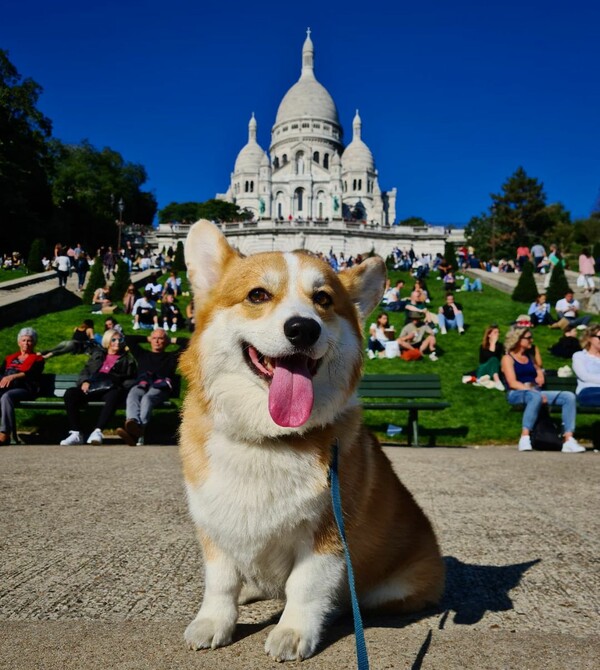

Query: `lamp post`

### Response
(117, 198, 124, 251)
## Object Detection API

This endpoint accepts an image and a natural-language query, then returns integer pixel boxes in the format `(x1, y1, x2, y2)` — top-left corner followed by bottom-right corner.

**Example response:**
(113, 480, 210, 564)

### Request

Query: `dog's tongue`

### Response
(268, 355, 314, 427)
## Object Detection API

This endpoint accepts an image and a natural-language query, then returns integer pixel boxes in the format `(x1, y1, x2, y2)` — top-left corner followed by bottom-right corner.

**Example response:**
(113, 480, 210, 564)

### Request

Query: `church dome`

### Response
(274, 31, 340, 128)
(234, 114, 267, 173)
(342, 110, 375, 171)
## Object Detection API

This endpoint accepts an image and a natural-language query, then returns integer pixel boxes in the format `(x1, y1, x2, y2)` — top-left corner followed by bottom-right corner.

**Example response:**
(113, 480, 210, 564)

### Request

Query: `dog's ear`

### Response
(184, 220, 237, 300)
(338, 256, 387, 321)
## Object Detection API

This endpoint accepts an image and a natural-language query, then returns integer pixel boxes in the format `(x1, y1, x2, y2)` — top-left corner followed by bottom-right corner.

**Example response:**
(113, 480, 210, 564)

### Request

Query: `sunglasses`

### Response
(521, 335, 533, 340)
(110, 337, 121, 343)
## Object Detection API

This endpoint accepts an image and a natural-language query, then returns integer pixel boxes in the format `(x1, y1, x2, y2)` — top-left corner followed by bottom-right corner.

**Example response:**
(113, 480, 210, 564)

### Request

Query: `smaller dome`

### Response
(342, 110, 375, 172)
(234, 113, 267, 173)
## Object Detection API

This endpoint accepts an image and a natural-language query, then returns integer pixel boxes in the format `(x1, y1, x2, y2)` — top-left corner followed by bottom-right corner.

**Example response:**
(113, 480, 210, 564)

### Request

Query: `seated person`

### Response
(555, 290, 591, 328)
(528, 293, 554, 326)
(186, 299, 195, 333)
(92, 285, 112, 312)
(41, 319, 97, 359)
(116, 329, 187, 445)
(163, 271, 182, 297)
(437, 258, 451, 278)
(442, 270, 456, 292)
(571, 324, 600, 407)
(404, 281, 436, 325)
(132, 292, 159, 330)
(160, 293, 185, 332)
(0, 328, 45, 445)
(144, 274, 163, 301)
(438, 293, 465, 334)
(367, 313, 395, 359)
(548, 325, 581, 359)
(59, 330, 137, 446)
(398, 312, 438, 361)
(501, 326, 583, 453)
(475, 325, 505, 390)
(462, 276, 483, 292)
(384, 280, 407, 312)
(122, 284, 140, 315)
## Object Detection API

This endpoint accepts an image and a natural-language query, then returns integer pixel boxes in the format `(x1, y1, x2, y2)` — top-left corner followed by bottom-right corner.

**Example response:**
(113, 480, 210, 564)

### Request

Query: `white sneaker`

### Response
(171, 323, 177, 332)
(494, 380, 505, 391)
(133, 322, 140, 330)
(367, 350, 376, 360)
(87, 428, 103, 445)
(561, 438, 585, 453)
(518, 435, 532, 451)
(462, 375, 475, 384)
(439, 328, 447, 335)
(458, 328, 465, 335)
(136, 436, 145, 446)
(60, 431, 82, 446)
(429, 352, 438, 361)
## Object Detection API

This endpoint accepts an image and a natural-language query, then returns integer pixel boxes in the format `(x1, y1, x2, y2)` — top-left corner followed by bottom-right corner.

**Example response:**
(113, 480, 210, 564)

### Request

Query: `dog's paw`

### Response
(265, 626, 318, 661)
(184, 617, 234, 650)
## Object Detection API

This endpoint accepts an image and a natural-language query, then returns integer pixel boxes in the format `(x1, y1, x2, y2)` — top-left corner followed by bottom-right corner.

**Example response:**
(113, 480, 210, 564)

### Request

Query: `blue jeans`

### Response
(463, 277, 483, 291)
(578, 387, 600, 407)
(438, 312, 464, 331)
(507, 389, 576, 434)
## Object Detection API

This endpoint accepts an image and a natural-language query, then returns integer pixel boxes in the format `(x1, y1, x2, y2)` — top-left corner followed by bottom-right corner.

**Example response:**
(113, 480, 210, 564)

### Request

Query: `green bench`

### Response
(357, 374, 451, 447)
(13, 373, 180, 443)
(542, 375, 599, 415)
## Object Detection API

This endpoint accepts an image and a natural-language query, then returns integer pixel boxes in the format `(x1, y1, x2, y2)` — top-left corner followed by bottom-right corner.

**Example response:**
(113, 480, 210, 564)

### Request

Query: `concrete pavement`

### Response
(1, 444, 598, 669)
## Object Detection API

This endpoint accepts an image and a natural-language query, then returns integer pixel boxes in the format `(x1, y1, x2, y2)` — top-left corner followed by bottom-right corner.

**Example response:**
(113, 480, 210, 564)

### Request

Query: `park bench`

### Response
(357, 374, 450, 447)
(542, 375, 600, 415)
(12, 373, 181, 443)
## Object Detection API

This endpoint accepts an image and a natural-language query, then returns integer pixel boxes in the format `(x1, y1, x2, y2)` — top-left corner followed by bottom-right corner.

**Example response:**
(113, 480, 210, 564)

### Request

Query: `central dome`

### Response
(274, 31, 340, 128)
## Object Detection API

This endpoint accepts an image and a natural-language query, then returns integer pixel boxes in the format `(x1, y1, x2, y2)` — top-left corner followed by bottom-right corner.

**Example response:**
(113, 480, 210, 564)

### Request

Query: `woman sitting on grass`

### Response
(475, 325, 505, 390)
(41, 319, 97, 359)
(367, 313, 395, 359)
(501, 326, 584, 453)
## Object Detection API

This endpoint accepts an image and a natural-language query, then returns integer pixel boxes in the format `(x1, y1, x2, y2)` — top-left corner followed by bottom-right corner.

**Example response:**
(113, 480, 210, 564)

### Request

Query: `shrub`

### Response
(111, 260, 131, 303)
(511, 261, 538, 303)
(444, 242, 458, 272)
(546, 260, 571, 306)
(27, 238, 46, 273)
(171, 240, 186, 273)
(82, 255, 106, 304)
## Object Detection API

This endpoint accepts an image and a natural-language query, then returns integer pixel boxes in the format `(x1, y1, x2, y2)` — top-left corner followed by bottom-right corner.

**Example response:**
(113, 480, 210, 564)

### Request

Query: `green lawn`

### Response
(1, 269, 597, 446)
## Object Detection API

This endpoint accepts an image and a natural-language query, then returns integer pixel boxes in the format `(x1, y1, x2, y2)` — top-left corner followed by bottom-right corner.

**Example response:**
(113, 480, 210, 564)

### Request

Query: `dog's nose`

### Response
(284, 317, 321, 349)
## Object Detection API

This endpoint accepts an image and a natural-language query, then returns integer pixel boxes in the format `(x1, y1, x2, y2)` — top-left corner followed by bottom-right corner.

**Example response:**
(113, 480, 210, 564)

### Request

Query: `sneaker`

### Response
(561, 438, 585, 453)
(429, 352, 438, 361)
(493, 380, 505, 391)
(171, 323, 177, 332)
(462, 375, 476, 384)
(136, 436, 145, 446)
(439, 328, 447, 335)
(133, 322, 140, 330)
(458, 328, 465, 335)
(367, 350, 376, 359)
(60, 431, 82, 446)
(482, 379, 497, 389)
(478, 375, 491, 384)
(518, 435, 532, 451)
(87, 428, 103, 445)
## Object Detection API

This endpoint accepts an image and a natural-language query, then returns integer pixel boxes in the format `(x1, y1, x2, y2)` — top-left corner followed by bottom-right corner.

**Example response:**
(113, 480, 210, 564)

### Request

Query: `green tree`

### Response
(158, 199, 249, 224)
(83, 255, 106, 304)
(50, 140, 157, 251)
(546, 260, 570, 306)
(111, 259, 131, 304)
(171, 241, 186, 273)
(26, 238, 46, 273)
(511, 261, 538, 303)
(399, 216, 427, 227)
(0, 49, 54, 253)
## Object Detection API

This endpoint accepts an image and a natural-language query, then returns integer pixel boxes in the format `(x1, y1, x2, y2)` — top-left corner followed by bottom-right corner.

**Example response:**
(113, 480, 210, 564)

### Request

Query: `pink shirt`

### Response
(579, 254, 595, 275)
(99, 354, 120, 374)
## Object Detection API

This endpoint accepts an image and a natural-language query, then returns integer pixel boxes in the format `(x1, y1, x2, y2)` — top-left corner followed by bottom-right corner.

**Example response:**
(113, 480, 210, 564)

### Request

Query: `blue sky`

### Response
(3, 0, 599, 225)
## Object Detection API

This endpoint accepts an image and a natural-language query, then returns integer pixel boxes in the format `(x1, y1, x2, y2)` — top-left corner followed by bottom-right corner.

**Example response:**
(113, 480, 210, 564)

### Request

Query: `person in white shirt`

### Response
(54, 249, 71, 287)
(571, 324, 600, 407)
(555, 290, 591, 328)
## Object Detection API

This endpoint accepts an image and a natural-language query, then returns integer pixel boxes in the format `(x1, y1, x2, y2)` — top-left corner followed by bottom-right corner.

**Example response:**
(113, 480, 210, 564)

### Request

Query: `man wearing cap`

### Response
(555, 290, 591, 328)
(398, 312, 439, 361)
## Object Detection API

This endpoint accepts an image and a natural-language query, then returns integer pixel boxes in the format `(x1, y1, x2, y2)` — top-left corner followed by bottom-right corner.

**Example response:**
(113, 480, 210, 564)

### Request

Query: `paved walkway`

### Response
(1, 444, 598, 669)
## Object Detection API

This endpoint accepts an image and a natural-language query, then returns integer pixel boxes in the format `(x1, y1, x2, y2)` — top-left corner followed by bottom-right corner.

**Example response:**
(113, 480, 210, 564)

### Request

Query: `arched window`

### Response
(250, 181, 254, 193)
(323, 154, 329, 169)
(294, 188, 304, 213)
(273, 156, 279, 169)
(353, 179, 357, 191)
(313, 151, 320, 164)
(245, 181, 249, 193)
(358, 179, 362, 191)
(282, 154, 288, 164)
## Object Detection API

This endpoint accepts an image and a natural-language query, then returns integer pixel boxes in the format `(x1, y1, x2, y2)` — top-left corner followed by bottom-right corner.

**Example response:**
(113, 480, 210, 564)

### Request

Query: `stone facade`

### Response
(216, 30, 397, 227)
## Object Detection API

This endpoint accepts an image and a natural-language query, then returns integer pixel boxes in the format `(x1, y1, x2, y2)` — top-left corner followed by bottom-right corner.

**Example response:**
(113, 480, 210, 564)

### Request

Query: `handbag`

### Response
(530, 404, 563, 451)
(86, 373, 115, 394)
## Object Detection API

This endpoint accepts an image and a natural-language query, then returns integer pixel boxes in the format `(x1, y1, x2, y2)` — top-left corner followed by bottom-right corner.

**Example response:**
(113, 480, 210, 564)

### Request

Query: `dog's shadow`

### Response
(233, 555, 541, 657)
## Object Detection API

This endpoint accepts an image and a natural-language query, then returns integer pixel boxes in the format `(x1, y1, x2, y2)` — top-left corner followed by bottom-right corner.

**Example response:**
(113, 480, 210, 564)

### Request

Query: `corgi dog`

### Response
(179, 220, 444, 661)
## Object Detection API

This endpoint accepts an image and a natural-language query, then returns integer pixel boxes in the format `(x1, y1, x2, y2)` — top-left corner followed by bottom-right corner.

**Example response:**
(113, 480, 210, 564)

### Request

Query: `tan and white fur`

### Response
(180, 220, 444, 661)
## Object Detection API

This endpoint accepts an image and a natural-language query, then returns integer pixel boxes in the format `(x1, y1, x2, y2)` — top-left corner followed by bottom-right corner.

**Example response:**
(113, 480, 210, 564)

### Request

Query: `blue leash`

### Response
(329, 438, 370, 670)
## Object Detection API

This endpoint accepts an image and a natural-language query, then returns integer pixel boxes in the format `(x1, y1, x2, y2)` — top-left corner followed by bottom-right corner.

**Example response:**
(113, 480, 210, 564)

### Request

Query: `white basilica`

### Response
(216, 30, 397, 226)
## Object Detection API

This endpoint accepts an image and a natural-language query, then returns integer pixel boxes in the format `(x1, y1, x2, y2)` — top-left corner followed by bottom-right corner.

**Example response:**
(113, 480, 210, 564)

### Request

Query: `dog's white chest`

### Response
(186, 434, 329, 573)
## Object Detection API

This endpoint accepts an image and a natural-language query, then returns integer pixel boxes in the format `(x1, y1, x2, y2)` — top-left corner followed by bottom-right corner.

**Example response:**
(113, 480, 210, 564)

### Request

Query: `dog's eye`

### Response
(248, 288, 271, 304)
(313, 290, 333, 308)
